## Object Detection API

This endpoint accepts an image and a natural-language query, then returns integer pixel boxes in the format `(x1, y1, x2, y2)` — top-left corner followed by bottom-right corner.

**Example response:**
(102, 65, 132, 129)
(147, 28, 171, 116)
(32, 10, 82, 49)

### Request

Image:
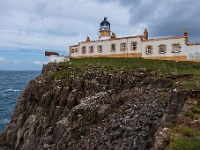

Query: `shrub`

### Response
(191, 106, 200, 114)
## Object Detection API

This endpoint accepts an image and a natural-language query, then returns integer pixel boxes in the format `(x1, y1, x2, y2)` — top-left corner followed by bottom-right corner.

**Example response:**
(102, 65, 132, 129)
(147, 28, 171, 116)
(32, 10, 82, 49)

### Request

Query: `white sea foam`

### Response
(3, 89, 13, 92)
(3, 89, 20, 93)
(13, 89, 20, 92)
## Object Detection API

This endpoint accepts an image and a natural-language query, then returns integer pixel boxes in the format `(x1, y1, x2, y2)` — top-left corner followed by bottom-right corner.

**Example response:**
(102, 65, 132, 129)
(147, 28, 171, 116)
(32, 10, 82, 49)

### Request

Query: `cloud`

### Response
(95, 0, 200, 42)
(0, 56, 6, 62)
(0, 0, 200, 56)
(14, 60, 20, 64)
(0, 0, 130, 52)
(34, 61, 47, 65)
(0, 50, 44, 56)
(34, 61, 42, 65)
(127, 0, 200, 36)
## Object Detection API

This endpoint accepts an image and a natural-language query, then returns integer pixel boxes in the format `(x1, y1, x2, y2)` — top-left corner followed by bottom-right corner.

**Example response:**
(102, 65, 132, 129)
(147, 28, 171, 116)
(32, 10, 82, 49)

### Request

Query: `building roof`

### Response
(100, 17, 110, 30)
(100, 17, 110, 26)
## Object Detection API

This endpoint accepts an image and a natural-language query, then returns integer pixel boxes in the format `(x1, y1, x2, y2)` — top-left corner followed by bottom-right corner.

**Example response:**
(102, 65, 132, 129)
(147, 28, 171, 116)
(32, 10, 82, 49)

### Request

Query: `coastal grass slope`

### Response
(52, 57, 200, 90)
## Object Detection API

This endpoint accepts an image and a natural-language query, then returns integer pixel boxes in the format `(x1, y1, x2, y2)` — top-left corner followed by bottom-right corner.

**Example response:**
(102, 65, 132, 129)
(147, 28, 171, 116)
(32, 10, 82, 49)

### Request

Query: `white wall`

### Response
(48, 56, 70, 63)
(71, 37, 142, 57)
(142, 37, 187, 58)
(187, 44, 200, 60)
(70, 36, 200, 61)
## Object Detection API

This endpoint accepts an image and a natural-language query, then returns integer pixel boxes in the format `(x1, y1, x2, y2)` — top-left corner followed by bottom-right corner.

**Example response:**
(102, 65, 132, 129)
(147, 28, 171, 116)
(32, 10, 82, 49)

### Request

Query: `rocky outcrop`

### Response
(0, 64, 194, 150)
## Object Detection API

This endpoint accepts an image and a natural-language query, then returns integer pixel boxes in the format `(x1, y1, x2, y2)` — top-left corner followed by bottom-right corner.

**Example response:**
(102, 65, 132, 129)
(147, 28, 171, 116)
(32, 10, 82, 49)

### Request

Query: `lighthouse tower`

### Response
(99, 17, 111, 40)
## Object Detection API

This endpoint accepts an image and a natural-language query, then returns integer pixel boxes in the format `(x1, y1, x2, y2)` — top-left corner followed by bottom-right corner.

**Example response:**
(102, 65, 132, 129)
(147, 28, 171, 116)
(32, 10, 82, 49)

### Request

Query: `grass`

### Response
(168, 137, 200, 150)
(47, 58, 200, 90)
(166, 126, 200, 150)
(179, 76, 200, 90)
(67, 58, 200, 74)
(185, 106, 200, 117)
(191, 106, 200, 114)
(172, 126, 200, 136)
(185, 111, 194, 117)
(54, 58, 199, 72)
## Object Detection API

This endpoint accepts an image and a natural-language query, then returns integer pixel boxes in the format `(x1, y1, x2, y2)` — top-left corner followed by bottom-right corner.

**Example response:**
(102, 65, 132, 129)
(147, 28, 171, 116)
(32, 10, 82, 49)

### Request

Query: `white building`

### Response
(45, 51, 70, 63)
(48, 55, 70, 63)
(70, 17, 200, 61)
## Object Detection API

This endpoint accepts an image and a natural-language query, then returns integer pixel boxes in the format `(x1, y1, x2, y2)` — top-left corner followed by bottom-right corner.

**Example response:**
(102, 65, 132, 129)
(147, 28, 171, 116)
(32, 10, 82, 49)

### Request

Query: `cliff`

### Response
(0, 58, 200, 150)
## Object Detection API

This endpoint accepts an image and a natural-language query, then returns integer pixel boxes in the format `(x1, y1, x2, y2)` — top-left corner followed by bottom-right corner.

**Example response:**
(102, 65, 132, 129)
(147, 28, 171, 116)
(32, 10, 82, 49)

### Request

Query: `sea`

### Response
(0, 71, 40, 133)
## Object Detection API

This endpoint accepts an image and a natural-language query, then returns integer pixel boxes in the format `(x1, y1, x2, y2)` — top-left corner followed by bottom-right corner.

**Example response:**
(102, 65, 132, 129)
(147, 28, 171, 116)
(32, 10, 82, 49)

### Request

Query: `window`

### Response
(120, 43, 126, 51)
(158, 45, 166, 54)
(75, 48, 78, 52)
(82, 46, 86, 54)
(100, 25, 110, 30)
(131, 42, 137, 50)
(70, 48, 74, 53)
(172, 44, 181, 53)
(147, 46, 151, 54)
(160, 45, 165, 53)
(110, 44, 116, 52)
(89, 46, 94, 53)
(97, 45, 103, 53)
(146, 45, 153, 54)
(174, 44, 179, 52)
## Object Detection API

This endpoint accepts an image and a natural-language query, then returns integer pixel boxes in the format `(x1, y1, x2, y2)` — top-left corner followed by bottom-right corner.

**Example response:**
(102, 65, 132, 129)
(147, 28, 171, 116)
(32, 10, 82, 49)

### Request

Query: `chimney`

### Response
(111, 32, 116, 39)
(86, 36, 90, 42)
(143, 28, 148, 40)
(184, 29, 188, 44)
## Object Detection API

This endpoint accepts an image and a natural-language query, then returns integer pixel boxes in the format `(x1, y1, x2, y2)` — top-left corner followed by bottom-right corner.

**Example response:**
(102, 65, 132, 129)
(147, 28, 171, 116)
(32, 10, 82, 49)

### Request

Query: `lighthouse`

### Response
(99, 17, 111, 40)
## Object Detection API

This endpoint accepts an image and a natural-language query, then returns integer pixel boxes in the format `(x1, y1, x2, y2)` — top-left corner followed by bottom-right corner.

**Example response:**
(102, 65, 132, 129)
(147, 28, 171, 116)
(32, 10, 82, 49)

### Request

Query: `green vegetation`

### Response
(67, 58, 200, 74)
(172, 126, 200, 136)
(166, 126, 200, 150)
(185, 106, 200, 117)
(185, 111, 194, 117)
(191, 106, 200, 114)
(49, 58, 200, 90)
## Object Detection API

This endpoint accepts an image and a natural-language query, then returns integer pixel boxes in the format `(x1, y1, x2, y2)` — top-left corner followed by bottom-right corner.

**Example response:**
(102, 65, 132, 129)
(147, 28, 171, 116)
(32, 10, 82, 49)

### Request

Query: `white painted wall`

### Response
(48, 55, 70, 63)
(99, 36, 111, 40)
(142, 37, 187, 58)
(71, 37, 142, 57)
(70, 36, 200, 61)
(187, 45, 200, 60)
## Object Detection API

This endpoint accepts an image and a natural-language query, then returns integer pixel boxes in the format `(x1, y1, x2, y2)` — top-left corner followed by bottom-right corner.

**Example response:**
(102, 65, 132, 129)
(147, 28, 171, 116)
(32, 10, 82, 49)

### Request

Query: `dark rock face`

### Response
(0, 64, 189, 150)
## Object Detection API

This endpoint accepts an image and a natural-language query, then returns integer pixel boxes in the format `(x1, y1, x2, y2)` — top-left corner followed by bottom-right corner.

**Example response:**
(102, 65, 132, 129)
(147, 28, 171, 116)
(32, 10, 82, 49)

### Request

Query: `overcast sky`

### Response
(0, 0, 200, 70)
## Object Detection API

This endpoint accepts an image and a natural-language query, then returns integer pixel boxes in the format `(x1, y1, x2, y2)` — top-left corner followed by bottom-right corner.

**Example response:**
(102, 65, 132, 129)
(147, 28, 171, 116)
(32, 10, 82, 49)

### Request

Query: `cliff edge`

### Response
(0, 58, 200, 150)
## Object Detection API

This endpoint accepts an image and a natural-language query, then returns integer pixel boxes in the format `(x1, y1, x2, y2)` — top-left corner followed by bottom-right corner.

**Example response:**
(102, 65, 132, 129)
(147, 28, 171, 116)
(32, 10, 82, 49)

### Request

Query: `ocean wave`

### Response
(0, 71, 40, 132)
(0, 118, 10, 124)
(1, 93, 11, 97)
(2, 89, 20, 93)
(13, 89, 20, 92)
(3, 89, 13, 93)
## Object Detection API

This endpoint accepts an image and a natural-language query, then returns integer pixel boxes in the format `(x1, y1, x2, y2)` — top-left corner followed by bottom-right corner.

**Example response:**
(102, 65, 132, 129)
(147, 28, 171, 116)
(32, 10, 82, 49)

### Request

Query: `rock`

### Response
(171, 72, 179, 77)
(126, 126, 134, 132)
(194, 136, 200, 140)
(97, 104, 111, 121)
(151, 127, 170, 150)
(0, 63, 194, 150)
(67, 89, 78, 109)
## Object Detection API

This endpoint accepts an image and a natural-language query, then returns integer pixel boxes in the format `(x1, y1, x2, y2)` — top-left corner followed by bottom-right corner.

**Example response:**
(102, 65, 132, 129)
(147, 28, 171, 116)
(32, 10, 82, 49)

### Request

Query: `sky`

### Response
(0, 0, 200, 70)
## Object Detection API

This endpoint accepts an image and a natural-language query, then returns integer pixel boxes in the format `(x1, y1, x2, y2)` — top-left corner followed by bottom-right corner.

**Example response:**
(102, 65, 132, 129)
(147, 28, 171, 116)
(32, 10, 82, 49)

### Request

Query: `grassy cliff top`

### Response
(51, 57, 200, 90)
(62, 57, 200, 74)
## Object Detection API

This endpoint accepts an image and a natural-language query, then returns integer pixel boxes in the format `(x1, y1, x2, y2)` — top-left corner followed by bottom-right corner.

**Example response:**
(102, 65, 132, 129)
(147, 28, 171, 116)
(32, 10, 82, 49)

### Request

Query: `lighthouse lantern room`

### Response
(99, 17, 111, 40)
